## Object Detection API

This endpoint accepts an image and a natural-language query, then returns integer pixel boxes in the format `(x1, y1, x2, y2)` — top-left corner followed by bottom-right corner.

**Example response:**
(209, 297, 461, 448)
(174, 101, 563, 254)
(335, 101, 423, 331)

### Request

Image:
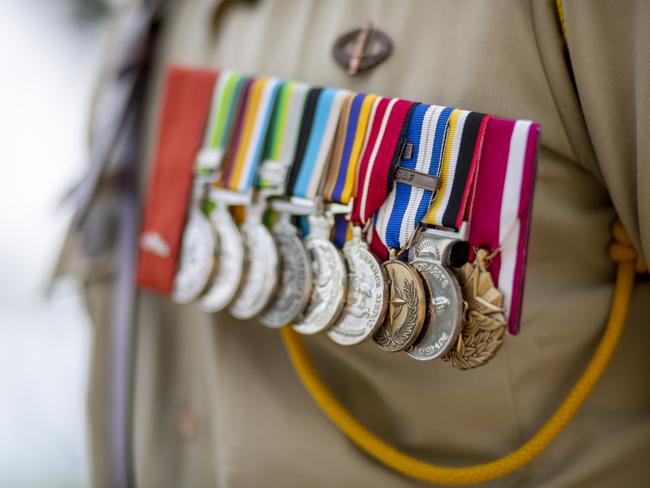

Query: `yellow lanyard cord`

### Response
(280, 221, 644, 484)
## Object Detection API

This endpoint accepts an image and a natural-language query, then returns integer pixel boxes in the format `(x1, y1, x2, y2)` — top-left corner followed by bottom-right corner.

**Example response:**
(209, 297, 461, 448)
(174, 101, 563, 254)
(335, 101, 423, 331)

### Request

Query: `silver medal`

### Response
(172, 207, 218, 304)
(327, 226, 388, 346)
(229, 203, 279, 320)
(259, 213, 312, 328)
(197, 203, 245, 312)
(292, 214, 347, 335)
(406, 233, 464, 361)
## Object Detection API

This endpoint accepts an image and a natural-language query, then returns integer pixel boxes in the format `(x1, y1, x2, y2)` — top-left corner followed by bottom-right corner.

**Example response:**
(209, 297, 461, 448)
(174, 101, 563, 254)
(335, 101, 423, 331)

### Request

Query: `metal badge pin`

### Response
(332, 22, 393, 76)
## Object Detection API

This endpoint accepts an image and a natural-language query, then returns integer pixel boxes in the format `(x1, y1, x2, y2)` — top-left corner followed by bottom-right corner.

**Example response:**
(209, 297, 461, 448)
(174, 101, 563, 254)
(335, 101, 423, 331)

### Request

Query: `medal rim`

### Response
(373, 259, 426, 352)
(229, 220, 280, 320)
(327, 238, 388, 346)
(171, 207, 219, 304)
(196, 208, 246, 312)
(406, 259, 463, 361)
(292, 235, 347, 335)
(442, 258, 507, 369)
(259, 221, 313, 328)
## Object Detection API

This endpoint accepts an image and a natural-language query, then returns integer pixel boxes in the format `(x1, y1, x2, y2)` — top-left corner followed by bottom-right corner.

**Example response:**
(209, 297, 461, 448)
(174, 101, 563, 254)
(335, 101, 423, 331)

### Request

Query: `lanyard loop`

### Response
(281, 220, 638, 485)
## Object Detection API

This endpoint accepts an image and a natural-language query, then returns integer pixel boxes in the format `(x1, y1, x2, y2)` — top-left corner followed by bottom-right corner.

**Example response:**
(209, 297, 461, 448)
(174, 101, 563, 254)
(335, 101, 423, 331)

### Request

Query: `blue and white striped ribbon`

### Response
(375, 104, 453, 249)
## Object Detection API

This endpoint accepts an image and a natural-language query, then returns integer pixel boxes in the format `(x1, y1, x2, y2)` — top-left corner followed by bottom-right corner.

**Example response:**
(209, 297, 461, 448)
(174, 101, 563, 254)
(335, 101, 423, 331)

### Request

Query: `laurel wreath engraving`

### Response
(374, 278, 418, 350)
(442, 250, 506, 370)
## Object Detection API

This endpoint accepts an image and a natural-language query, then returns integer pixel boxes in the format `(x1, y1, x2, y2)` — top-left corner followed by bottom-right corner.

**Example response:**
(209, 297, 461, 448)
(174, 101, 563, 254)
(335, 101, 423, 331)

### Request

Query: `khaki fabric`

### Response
(77, 0, 650, 486)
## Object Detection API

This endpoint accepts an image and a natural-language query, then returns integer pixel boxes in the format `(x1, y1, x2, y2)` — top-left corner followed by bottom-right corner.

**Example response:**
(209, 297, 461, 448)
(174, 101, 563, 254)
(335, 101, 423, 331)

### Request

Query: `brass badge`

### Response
(443, 249, 506, 370)
(373, 257, 426, 352)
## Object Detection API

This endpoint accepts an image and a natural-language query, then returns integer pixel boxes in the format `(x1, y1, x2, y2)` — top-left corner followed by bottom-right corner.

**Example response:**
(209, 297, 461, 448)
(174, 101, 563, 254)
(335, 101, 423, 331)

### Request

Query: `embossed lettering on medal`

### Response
(328, 226, 387, 346)
(292, 214, 347, 335)
(259, 214, 312, 328)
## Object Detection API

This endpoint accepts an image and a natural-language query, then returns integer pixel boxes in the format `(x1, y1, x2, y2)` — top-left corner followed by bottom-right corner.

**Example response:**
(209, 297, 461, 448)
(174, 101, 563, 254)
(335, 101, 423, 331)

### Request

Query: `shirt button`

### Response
(176, 406, 200, 441)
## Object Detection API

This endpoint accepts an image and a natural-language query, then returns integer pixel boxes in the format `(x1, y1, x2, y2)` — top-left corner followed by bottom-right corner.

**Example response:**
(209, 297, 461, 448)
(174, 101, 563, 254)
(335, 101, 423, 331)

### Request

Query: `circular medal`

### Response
(229, 220, 279, 320)
(373, 258, 426, 352)
(197, 206, 245, 312)
(172, 207, 218, 304)
(406, 260, 463, 360)
(442, 250, 506, 370)
(292, 215, 347, 335)
(259, 218, 312, 328)
(327, 227, 388, 346)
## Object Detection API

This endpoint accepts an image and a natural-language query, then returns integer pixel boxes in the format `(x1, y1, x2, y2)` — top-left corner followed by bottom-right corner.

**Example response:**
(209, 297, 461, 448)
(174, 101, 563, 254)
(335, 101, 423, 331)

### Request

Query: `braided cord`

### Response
(280, 220, 639, 484)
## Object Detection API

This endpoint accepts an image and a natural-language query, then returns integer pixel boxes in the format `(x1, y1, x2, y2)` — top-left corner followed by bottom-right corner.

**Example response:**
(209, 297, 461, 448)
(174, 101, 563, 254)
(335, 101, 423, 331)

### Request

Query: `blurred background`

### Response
(0, 1, 115, 486)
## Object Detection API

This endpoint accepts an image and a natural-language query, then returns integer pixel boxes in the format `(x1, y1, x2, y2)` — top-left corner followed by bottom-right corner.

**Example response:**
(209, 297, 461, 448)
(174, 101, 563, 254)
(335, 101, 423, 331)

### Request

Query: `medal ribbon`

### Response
(375, 106, 490, 250)
(321, 92, 378, 246)
(195, 70, 245, 173)
(220, 77, 281, 193)
(137, 67, 218, 294)
(467, 118, 539, 334)
(322, 92, 379, 205)
(289, 88, 350, 199)
(258, 81, 310, 193)
(375, 104, 453, 249)
(424, 111, 490, 229)
(351, 98, 416, 226)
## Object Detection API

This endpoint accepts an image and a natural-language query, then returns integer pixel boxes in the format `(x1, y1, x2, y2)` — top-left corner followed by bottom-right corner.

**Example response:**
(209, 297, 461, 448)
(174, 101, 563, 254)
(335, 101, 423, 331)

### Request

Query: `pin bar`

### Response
(394, 165, 440, 193)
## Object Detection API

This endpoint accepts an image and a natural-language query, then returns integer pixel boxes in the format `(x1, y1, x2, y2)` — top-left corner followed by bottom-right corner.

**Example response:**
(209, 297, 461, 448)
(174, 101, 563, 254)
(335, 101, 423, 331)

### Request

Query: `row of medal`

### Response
(167, 72, 507, 369)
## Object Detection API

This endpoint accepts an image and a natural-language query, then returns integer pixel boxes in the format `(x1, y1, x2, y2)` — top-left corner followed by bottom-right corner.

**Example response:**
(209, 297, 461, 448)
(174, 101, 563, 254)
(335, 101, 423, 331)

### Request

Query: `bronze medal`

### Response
(373, 255, 426, 352)
(442, 249, 506, 370)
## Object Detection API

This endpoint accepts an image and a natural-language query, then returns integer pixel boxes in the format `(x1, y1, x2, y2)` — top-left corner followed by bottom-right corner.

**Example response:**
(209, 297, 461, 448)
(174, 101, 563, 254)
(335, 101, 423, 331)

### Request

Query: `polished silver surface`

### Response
(406, 260, 463, 361)
(327, 226, 387, 346)
(259, 214, 312, 328)
(229, 203, 279, 320)
(197, 204, 245, 312)
(292, 214, 347, 335)
(171, 207, 218, 304)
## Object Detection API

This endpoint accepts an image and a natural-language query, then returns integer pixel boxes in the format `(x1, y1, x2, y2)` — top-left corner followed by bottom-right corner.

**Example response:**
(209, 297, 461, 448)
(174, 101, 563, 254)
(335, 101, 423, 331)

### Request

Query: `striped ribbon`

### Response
(468, 118, 539, 334)
(258, 81, 310, 193)
(220, 77, 281, 193)
(320, 92, 378, 246)
(374, 106, 490, 250)
(288, 87, 350, 199)
(351, 98, 416, 226)
(322, 92, 379, 205)
(375, 104, 452, 249)
(423, 111, 490, 228)
(195, 70, 245, 173)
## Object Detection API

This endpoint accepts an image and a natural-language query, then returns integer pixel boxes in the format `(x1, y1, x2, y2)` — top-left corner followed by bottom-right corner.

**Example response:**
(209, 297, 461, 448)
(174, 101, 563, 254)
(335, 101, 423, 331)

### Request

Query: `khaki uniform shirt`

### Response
(67, 0, 650, 486)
